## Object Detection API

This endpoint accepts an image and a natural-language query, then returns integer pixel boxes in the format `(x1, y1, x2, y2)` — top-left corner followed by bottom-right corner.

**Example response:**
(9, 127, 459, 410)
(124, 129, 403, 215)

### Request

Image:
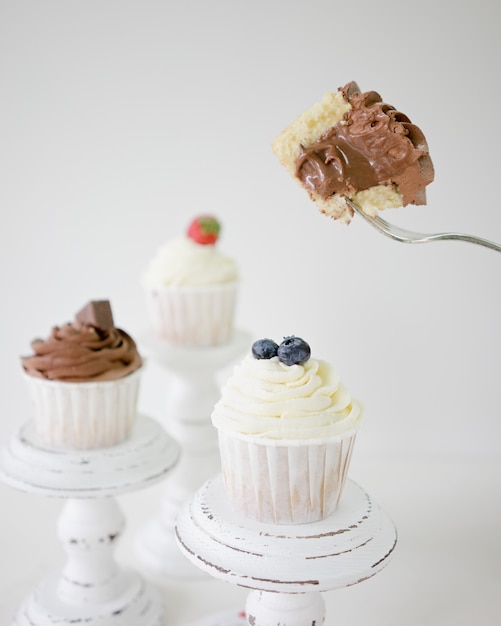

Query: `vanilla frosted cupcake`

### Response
(212, 336, 363, 524)
(21, 300, 143, 449)
(143, 215, 238, 347)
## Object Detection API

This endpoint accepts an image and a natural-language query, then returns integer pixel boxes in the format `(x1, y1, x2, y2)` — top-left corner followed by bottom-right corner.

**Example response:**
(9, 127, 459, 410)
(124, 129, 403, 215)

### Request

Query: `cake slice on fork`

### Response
(272, 81, 434, 224)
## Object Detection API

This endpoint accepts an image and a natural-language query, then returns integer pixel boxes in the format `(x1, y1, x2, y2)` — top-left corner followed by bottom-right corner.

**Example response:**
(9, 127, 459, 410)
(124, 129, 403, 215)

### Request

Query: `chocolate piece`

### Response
(76, 300, 115, 330)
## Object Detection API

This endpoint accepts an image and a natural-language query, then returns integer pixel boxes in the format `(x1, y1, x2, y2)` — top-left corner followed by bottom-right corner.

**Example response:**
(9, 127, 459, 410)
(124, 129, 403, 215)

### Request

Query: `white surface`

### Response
(1, 0, 500, 624)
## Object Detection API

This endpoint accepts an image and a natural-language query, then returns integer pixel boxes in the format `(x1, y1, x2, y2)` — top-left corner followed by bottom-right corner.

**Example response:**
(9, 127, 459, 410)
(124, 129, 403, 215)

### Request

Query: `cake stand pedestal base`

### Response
(176, 475, 397, 626)
(135, 329, 250, 581)
(0, 416, 179, 626)
(185, 609, 247, 626)
(13, 566, 164, 626)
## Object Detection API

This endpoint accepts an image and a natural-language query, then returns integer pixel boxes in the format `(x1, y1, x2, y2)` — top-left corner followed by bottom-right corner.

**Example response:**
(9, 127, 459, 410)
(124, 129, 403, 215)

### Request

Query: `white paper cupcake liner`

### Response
(24, 368, 142, 450)
(217, 429, 357, 524)
(146, 282, 237, 347)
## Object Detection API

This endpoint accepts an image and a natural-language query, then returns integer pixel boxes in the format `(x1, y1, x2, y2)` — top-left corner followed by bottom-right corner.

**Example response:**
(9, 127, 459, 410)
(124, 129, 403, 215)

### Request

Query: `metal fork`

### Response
(345, 198, 501, 253)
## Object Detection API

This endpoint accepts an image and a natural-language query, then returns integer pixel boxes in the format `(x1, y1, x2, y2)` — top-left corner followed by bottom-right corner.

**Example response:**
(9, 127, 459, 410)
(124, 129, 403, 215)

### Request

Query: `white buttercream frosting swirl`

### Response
(211, 353, 362, 440)
(143, 237, 238, 288)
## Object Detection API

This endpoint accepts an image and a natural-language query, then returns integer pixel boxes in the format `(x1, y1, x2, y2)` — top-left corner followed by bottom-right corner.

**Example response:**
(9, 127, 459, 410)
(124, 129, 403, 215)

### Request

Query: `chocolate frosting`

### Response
(22, 303, 142, 382)
(296, 82, 434, 205)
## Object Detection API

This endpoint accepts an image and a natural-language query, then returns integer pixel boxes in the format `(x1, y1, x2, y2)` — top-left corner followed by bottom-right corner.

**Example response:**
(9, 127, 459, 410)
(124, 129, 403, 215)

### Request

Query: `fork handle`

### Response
(346, 198, 501, 253)
(420, 232, 501, 252)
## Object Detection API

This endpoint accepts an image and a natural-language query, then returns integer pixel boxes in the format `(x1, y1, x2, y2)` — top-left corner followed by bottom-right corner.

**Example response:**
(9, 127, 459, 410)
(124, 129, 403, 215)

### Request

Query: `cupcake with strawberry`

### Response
(143, 215, 239, 346)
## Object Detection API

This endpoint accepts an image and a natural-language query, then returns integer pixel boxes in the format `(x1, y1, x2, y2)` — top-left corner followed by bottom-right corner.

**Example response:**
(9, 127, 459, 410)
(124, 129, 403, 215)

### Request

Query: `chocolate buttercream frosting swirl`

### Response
(21, 303, 143, 382)
(296, 81, 434, 205)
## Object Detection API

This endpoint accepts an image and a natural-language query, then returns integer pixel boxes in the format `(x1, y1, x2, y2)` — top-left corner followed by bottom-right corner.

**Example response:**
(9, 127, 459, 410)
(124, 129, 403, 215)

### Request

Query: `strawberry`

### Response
(187, 215, 221, 245)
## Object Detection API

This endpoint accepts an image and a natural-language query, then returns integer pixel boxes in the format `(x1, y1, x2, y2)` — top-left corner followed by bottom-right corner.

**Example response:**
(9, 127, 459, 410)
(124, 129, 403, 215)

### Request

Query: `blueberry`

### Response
(251, 338, 279, 360)
(277, 336, 311, 366)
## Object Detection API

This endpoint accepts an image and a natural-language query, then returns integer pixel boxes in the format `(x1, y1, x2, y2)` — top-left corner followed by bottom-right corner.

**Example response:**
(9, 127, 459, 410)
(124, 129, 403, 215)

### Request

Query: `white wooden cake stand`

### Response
(135, 329, 251, 581)
(0, 414, 179, 626)
(175, 475, 397, 626)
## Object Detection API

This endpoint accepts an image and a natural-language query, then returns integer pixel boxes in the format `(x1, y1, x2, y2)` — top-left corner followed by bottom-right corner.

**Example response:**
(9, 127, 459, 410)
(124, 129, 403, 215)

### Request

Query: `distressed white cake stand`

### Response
(175, 475, 397, 626)
(135, 329, 251, 581)
(0, 414, 180, 626)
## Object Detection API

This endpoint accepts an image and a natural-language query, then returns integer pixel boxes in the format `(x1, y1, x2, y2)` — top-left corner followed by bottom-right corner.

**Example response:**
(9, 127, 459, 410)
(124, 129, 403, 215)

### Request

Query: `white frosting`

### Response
(211, 353, 362, 440)
(143, 237, 238, 288)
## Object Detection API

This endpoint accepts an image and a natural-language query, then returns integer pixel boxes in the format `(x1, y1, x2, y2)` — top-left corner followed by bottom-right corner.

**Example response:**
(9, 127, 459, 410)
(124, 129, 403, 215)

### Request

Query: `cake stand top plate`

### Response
(139, 328, 252, 371)
(0, 415, 179, 498)
(175, 475, 397, 594)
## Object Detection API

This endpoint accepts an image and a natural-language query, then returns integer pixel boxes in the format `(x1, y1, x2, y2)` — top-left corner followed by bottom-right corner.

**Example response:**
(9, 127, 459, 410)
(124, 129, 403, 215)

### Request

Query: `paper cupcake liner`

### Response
(24, 368, 142, 450)
(217, 429, 357, 524)
(146, 282, 237, 347)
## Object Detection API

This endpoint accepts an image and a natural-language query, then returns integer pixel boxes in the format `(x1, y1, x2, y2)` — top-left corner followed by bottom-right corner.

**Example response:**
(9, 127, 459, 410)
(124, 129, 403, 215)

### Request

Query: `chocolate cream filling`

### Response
(295, 82, 434, 205)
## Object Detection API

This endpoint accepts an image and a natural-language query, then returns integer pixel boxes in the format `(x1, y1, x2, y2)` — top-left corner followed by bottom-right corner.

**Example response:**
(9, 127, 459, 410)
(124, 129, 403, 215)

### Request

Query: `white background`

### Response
(1, 1, 500, 624)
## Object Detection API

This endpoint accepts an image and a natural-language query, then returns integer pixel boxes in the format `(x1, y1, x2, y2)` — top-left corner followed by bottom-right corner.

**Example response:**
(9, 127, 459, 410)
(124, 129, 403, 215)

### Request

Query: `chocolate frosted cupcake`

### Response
(21, 300, 143, 449)
(212, 336, 363, 524)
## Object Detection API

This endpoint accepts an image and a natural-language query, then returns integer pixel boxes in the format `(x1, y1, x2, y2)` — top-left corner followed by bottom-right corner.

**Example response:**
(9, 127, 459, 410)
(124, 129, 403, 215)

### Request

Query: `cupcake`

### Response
(143, 215, 238, 347)
(211, 336, 363, 524)
(21, 300, 143, 450)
